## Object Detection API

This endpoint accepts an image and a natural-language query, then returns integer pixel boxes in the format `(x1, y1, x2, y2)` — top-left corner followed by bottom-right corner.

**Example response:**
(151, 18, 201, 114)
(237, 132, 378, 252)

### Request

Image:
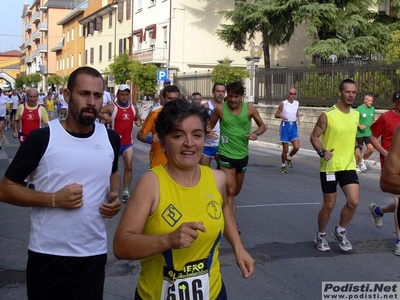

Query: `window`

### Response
(90, 47, 94, 64)
(66, 56, 69, 69)
(108, 42, 112, 60)
(137, 0, 143, 11)
(62, 58, 64, 70)
(150, 0, 156, 5)
(78, 52, 82, 67)
(89, 22, 94, 35)
(67, 30, 70, 43)
(94, 17, 102, 31)
(85, 50, 88, 65)
(79, 24, 82, 37)
(99, 45, 102, 62)
(118, 0, 123, 22)
(109, 11, 113, 27)
(144, 24, 156, 47)
(56, 59, 59, 71)
(119, 39, 123, 54)
(126, 0, 131, 19)
(71, 55, 74, 68)
(71, 28, 74, 41)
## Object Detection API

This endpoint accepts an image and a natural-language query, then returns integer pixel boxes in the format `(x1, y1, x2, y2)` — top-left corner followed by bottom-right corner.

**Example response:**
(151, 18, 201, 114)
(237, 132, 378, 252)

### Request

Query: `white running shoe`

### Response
(314, 233, 331, 252)
(332, 227, 352, 251)
(360, 160, 367, 172)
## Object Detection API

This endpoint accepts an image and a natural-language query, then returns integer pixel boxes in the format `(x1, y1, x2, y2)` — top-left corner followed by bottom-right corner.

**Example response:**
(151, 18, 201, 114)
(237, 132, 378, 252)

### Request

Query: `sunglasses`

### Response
(289, 93, 296, 95)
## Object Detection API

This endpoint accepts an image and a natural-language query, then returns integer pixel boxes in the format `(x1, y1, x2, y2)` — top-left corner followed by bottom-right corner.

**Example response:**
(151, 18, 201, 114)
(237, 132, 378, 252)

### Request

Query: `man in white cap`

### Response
(99, 84, 141, 202)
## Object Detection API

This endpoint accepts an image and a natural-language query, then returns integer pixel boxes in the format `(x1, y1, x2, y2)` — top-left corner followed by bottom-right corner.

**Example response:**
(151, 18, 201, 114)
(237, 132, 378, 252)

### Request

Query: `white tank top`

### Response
(282, 100, 299, 122)
(205, 100, 220, 147)
(29, 120, 114, 256)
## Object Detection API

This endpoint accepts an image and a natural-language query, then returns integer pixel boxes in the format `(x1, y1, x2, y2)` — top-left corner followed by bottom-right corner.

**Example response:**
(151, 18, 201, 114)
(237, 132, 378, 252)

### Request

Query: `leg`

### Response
(122, 146, 133, 191)
(381, 202, 396, 214)
(0, 120, 4, 148)
(318, 192, 337, 233)
(363, 143, 374, 160)
(339, 183, 359, 228)
(219, 165, 237, 216)
(281, 142, 289, 164)
(289, 138, 300, 157)
(235, 172, 246, 197)
(199, 155, 212, 167)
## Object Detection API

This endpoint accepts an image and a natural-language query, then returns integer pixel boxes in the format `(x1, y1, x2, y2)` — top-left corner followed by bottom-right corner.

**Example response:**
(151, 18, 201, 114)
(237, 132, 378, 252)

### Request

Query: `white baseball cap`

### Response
(118, 84, 130, 92)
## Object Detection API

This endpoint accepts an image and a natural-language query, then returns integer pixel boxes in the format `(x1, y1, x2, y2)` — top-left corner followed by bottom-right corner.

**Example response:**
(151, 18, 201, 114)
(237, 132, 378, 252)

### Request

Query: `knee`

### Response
(347, 199, 359, 210)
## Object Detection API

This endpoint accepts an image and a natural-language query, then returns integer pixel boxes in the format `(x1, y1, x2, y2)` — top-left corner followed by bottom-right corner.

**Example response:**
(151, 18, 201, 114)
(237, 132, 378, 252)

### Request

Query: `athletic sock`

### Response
(375, 206, 383, 217)
(287, 155, 292, 160)
(336, 225, 346, 233)
(281, 163, 286, 167)
(396, 239, 400, 244)
(318, 231, 326, 236)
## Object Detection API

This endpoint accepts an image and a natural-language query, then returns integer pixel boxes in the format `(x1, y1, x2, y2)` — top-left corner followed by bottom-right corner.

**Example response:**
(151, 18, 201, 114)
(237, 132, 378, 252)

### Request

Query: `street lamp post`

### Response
(248, 45, 262, 105)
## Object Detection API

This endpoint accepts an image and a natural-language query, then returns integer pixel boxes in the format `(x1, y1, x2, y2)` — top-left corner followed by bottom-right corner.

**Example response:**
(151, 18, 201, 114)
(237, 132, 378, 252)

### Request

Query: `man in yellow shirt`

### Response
(310, 79, 361, 253)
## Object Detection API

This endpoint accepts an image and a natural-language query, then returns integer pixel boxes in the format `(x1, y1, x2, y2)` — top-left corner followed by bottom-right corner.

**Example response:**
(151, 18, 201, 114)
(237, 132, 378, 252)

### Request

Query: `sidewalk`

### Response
(251, 126, 381, 167)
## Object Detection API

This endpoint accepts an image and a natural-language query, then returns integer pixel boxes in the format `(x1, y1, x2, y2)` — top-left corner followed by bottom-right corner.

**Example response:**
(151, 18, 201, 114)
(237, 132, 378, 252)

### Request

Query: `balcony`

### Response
(32, 11, 41, 24)
(38, 44, 47, 53)
(24, 56, 32, 64)
(25, 38, 32, 48)
(32, 49, 39, 57)
(25, 22, 32, 32)
(32, 31, 40, 42)
(131, 47, 168, 64)
(38, 22, 47, 31)
(40, 65, 48, 74)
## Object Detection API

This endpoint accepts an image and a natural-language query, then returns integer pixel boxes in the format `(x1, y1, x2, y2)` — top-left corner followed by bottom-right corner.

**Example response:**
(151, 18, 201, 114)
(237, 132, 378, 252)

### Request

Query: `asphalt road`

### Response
(0, 125, 398, 300)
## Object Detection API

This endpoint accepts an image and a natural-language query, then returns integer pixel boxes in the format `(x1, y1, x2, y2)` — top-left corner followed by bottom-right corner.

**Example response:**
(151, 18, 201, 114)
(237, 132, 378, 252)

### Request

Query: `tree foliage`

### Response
(211, 59, 249, 85)
(14, 76, 25, 90)
(131, 63, 158, 96)
(46, 75, 62, 87)
(217, 0, 400, 66)
(108, 52, 137, 84)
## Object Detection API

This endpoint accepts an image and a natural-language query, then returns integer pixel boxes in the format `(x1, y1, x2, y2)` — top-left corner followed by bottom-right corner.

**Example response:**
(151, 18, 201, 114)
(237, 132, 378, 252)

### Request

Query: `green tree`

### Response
(108, 52, 137, 84)
(46, 75, 62, 87)
(25, 73, 42, 88)
(211, 59, 249, 85)
(14, 75, 26, 90)
(216, 1, 295, 69)
(131, 63, 158, 97)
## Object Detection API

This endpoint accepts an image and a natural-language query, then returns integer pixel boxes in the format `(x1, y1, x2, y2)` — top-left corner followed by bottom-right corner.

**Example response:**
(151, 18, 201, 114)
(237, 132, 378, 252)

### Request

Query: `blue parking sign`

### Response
(157, 69, 168, 82)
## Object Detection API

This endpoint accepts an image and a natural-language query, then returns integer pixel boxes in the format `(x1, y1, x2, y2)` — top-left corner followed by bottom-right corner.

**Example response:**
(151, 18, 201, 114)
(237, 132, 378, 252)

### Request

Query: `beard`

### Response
(69, 95, 98, 126)
(79, 107, 98, 126)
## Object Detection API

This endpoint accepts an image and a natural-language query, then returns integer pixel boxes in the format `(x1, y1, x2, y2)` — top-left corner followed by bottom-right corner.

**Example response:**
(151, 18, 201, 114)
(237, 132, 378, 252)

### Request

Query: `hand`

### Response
(207, 130, 218, 140)
(245, 132, 258, 141)
(99, 191, 121, 218)
(152, 133, 160, 143)
(168, 222, 206, 249)
(53, 183, 84, 209)
(323, 148, 334, 161)
(235, 248, 255, 278)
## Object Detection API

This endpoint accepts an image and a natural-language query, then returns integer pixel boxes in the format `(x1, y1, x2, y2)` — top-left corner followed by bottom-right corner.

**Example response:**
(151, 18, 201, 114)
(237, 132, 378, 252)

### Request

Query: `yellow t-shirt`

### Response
(45, 99, 55, 112)
(320, 105, 359, 172)
(140, 106, 167, 168)
(137, 165, 225, 299)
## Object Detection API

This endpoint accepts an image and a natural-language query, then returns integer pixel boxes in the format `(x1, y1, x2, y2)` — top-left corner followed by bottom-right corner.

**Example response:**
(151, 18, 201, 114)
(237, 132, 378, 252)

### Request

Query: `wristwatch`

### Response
(355, 144, 363, 150)
(317, 149, 326, 158)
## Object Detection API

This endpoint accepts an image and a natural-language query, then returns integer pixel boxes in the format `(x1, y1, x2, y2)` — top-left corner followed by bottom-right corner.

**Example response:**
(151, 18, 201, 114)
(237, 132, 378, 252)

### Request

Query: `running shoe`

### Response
(4, 126, 7, 131)
(122, 190, 130, 203)
(286, 159, 292, 168)
(332, 227, 352, 251)
(356, 165, 361, 174)
(280, 166, 287, 174)
(369, 203, 383, 228)
(314, 232, 331, 252)
(360, 160, 367, 172)
(28, 182, 35, 190)
(395, 243, 400, 256)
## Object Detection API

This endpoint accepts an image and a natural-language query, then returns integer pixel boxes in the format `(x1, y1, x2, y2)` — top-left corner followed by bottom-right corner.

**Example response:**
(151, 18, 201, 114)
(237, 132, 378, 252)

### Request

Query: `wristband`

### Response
(317, 149, 326, 158)
(253, 131, 259, 136)
(146, 136, 152, 144)
(52, 193, 56, 208)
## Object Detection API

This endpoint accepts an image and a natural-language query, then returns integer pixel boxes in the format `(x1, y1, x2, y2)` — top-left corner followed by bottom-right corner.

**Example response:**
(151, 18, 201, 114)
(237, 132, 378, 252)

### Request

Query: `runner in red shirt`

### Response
(99, 84, 141, 202)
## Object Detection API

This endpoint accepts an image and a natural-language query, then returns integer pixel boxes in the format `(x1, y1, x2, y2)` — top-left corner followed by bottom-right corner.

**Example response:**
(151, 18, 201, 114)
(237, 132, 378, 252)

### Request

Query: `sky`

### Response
(0, 0, 28, 52)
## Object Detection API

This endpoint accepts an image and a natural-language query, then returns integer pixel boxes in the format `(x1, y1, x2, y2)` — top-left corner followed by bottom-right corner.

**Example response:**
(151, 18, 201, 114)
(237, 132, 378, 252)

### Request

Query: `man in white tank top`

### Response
(199, 83, 225, 167)
(274, 88, 300, 174)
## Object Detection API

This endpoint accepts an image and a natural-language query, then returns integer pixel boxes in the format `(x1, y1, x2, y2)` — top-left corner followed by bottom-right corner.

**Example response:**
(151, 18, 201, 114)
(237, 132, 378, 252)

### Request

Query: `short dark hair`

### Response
(162, 85, 180, 99)
(212, 83, 225, 93)
(67, 67, 104, 92)
(155, 99, 210, 146)
(226, 81, 244, 95)
(191, 92, 201, 99)
(338, 79, 356, 91)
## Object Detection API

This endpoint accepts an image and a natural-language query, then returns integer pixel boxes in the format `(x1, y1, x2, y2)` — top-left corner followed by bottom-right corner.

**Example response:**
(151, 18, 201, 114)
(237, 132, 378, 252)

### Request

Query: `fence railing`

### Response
(173, 62, 400, 109)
